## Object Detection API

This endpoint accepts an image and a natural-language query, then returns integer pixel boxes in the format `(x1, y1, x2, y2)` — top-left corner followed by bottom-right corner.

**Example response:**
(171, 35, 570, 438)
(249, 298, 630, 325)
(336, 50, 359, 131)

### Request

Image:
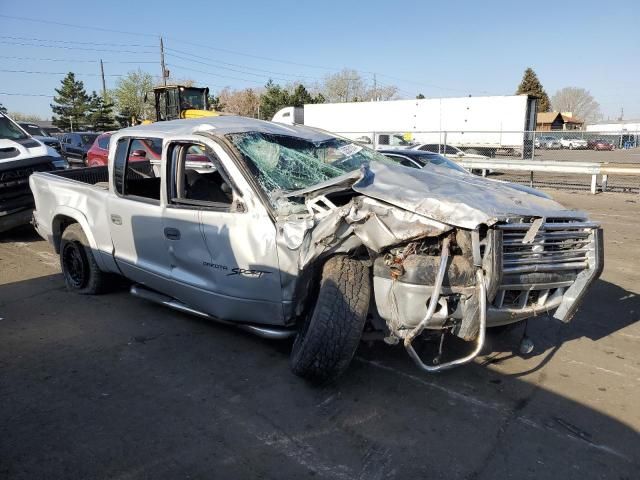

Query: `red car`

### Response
(87, 133, 162, 167)
(587, 139, 615, 151)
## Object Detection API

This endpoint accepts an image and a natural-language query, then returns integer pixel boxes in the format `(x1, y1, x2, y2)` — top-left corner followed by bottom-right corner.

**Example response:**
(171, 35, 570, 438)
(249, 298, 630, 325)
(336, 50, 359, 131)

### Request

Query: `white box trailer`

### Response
(272, 95, 538, 156)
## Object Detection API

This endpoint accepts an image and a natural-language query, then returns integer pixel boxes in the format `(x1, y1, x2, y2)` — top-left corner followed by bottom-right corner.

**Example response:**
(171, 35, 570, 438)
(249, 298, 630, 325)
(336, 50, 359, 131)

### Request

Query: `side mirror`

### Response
(131, 149, 147, 158)
(457, 152, 464, 157)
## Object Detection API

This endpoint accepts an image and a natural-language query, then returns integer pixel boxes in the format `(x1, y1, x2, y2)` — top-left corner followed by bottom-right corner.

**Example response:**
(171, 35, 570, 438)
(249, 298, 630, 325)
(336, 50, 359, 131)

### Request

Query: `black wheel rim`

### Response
(62, 242, 88, 289)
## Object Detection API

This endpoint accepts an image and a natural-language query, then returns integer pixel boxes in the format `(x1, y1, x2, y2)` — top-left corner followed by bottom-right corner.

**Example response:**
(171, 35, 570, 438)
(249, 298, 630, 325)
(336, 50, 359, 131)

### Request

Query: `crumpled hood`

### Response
(350, 162, 585, 229)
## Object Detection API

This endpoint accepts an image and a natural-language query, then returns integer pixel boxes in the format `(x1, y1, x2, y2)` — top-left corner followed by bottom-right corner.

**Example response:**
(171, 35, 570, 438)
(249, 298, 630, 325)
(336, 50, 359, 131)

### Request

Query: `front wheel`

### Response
(60, 224, 108, 294)
(290, 255, 371, 383)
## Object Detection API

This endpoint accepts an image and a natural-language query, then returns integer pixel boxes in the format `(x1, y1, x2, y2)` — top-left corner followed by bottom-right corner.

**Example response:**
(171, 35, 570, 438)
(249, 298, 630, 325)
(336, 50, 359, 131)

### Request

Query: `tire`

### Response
(290, 255, 371, 383)
(60, 223, 107, 294)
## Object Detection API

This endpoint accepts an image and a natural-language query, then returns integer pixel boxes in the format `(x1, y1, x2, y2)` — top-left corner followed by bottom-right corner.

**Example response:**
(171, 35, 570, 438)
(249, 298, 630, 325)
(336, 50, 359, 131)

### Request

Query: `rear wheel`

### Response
(60, 224, 107, 294)
(290, 256, 371, 383)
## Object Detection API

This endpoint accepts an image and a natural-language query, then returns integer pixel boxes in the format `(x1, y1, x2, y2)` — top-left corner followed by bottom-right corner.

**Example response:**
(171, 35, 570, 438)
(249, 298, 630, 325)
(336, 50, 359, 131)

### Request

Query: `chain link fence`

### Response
(334, 129, 640, 193)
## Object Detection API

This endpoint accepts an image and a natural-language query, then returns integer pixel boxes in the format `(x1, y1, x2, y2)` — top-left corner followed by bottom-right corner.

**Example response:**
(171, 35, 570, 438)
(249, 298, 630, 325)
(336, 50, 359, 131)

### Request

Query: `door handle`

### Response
(110, 214, 122, 225)
(164, 227, 181, 240)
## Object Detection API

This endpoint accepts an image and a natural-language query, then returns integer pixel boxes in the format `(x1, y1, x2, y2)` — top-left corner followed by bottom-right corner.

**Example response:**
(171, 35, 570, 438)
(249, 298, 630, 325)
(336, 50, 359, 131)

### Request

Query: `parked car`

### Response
(87, 133, 162, 167)
(30, 117, 603, 381)
(588, 139, 615, 151)
(87, 132, 209, 170)
(535, 136, 562, 149)
(559, 137, 588, 150)
(0, 113, 58, 232)
(60, 132, 100, 164)
(18, 123, 63, 155)
(413, 143, 490, 160)
(379, 149, 469, 173)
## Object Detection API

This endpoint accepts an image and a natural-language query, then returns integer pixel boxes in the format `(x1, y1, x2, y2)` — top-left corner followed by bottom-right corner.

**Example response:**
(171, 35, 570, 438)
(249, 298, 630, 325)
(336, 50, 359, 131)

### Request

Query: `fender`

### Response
(51, 206, 112, 272)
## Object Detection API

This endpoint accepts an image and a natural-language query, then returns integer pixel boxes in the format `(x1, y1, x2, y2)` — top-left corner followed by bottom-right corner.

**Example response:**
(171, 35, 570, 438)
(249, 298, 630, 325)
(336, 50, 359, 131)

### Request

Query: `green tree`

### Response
(115, 106, 136, 128)
(289, 84, 324, 107)
(516, 68, 550, 112)
(87, 91, 117, 131)
(113, 69, 154, 122)
(51, 72, 90, 131)
(416, 93, 425, 99)
(0, 102, 7, 114)
(259, 80, 291, 120)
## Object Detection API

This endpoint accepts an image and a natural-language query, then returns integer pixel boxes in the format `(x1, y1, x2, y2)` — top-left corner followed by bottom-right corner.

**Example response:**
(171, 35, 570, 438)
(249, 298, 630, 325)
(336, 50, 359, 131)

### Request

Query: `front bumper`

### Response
(373, 221, 604, 330)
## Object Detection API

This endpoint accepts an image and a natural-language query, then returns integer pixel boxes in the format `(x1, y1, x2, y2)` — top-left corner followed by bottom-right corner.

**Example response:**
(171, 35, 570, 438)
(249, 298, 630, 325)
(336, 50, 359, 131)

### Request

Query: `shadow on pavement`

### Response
(0, 273, 638, 479)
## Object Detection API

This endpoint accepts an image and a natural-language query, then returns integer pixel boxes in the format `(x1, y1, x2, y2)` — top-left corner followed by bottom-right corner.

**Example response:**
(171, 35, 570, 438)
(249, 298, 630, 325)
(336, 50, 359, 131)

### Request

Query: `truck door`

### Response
(107, 136, 173, 293)
(161, 139, 285, 326)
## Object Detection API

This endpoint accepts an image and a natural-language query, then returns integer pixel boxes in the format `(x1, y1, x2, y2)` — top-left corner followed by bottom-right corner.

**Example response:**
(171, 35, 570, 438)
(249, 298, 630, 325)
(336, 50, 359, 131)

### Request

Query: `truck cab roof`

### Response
(117, 116, 334, 143)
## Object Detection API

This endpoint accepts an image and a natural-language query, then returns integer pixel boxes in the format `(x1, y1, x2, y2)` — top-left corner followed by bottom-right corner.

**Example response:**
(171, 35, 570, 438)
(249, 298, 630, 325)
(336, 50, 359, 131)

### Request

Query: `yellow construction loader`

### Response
(143, 85, 219, 124)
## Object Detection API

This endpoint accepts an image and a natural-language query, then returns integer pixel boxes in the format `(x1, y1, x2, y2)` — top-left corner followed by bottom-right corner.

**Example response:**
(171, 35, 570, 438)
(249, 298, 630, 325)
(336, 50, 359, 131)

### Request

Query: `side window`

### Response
(113, 137, 161, 202)
(97, 136, 109, 149)
(378, 134, 390, 145)
(420, 144, 437, 153)
(167, 142, 234, 209)
(445, 145, 459, 155)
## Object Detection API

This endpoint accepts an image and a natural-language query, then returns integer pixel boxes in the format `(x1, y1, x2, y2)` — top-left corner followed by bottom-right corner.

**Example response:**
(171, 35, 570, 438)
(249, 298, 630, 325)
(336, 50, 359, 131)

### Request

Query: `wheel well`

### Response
(52, 215, 78, 254)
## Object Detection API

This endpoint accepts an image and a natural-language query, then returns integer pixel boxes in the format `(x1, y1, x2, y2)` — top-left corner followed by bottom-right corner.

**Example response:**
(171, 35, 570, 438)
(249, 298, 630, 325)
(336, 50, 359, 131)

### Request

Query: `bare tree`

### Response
(218, 87, 261, 117)
(551, 87, 602, 123)
(365, 84, 398, 101)
(322, 69, 367, 102)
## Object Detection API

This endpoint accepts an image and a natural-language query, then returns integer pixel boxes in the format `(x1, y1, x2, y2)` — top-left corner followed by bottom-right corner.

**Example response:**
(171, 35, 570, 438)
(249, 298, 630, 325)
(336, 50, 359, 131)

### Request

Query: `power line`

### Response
(0, 40, 155, 55)
(165, 53, 309, 83)
(165, 48, 322, 80)
(0, 69, 124, 77)
(0, 14, 158, 38)
(0, 55, 155, 64)
(0, 35, 155, 48)
(0, 91, 54, 97)
(0, 14, 446, 96)
(164, 63, 266, 85)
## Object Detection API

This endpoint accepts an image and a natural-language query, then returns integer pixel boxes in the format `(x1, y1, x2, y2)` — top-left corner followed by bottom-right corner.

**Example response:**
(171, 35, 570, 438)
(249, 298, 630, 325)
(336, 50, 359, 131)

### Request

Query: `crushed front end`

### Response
(371, 218, 603, 372)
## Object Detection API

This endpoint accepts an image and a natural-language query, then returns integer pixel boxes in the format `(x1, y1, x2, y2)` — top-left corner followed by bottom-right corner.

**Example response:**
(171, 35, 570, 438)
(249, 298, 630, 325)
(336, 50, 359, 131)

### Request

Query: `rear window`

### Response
(20, 123, 45, 136)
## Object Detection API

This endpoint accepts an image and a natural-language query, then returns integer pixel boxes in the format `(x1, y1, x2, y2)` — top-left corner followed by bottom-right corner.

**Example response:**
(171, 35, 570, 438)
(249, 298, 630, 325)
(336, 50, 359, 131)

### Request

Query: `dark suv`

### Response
(60, 132, 99, 164)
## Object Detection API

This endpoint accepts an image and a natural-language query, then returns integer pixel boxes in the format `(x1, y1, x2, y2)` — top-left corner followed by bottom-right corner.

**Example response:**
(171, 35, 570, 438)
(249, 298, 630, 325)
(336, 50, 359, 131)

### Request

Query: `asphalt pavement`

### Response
(1, 190, 638, 479)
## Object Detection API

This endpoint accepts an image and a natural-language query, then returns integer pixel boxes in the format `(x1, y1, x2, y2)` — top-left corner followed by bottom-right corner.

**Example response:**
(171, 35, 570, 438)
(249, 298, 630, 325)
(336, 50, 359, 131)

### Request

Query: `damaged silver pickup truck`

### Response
(30, 117, 603, 382)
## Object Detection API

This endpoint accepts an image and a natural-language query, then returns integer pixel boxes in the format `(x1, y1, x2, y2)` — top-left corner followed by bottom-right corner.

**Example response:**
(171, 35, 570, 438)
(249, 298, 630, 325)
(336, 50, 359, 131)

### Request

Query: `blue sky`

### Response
(0, 0, 638, 120)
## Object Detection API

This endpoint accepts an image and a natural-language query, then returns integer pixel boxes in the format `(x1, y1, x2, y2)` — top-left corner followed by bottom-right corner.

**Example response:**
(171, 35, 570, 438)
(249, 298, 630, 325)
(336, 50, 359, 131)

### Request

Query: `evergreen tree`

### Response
(259, 80, 291, 120)
(51, 72, 90, 131)
(0, 102, 7, 114)
(416, 93, 425, 99)
(516, 68, 550, 112)
(289, 84, 324, 107)
(87, 91, 117, 131)
(115, 106, 136, 128)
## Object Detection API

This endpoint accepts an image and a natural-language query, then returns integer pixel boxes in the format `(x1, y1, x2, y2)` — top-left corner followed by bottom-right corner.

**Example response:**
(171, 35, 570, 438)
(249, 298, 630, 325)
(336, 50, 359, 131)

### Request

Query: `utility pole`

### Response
(160, 36, 167, 86)
(100, 59, 107, 98)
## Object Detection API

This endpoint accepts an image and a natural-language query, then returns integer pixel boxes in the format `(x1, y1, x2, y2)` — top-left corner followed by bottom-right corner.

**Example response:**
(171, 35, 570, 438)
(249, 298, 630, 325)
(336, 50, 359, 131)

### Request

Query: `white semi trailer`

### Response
(273, 94, 538, 156)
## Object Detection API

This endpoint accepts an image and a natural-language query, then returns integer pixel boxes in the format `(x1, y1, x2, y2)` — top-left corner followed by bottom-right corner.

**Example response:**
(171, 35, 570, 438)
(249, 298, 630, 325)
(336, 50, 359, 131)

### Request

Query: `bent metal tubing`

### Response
(403, 236, 451, 347)
(405, 268, 487, 373)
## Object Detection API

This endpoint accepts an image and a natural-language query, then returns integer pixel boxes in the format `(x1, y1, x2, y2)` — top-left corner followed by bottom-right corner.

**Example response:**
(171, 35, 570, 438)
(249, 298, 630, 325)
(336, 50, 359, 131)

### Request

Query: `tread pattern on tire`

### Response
(60, 223, 107, 295)
(290, 255, 371, 383)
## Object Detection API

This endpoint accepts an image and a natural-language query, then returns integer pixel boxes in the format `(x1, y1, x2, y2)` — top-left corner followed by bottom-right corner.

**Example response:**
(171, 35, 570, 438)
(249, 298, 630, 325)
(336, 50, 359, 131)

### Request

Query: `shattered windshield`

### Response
(227, 131, 393, 212)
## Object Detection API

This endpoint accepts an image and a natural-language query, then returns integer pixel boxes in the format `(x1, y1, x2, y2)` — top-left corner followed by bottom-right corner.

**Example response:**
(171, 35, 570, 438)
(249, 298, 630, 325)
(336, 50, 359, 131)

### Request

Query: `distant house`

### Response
(536, 112, 584, 131)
